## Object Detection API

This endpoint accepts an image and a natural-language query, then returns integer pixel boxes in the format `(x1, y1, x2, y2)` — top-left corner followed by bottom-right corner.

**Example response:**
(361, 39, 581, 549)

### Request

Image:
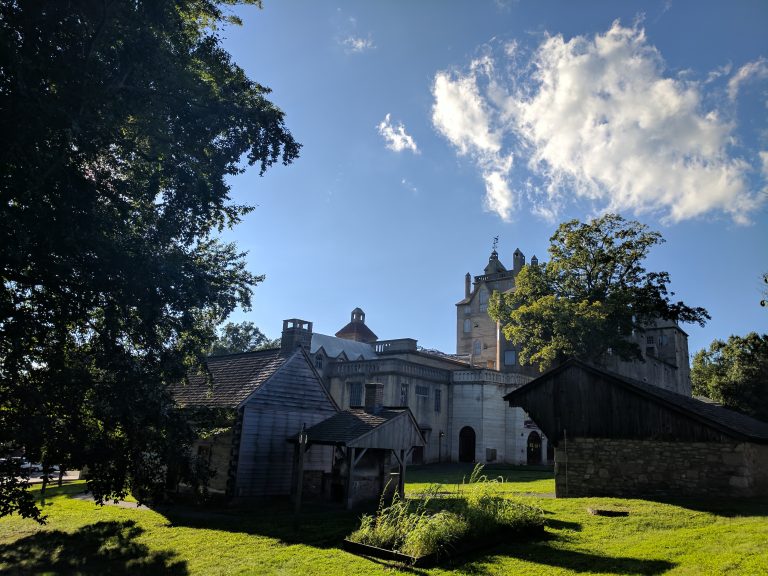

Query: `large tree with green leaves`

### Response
(489, 214, 709, 371)
(692, 333, 768, 422)
(0, 0, 299, 520)
(208, 321, 279, 355)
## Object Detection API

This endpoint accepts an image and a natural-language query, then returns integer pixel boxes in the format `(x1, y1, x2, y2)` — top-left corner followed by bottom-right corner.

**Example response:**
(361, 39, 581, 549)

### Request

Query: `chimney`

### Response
(281, 318, 313, 353)
(465, 272, 471, 298)
(364, 383, 384, 414)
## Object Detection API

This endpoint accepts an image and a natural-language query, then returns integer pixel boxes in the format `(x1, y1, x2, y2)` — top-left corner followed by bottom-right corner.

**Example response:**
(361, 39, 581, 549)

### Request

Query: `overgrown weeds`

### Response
(348, 464, 544, 559)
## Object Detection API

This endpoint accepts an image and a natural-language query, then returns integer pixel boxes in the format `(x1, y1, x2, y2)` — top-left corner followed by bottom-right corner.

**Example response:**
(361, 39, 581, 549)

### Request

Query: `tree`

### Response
(489, 214, 709, 371)
(691, 333, 768, 422)
(0, 0, 299, 521)
(208, 321, 279, 355)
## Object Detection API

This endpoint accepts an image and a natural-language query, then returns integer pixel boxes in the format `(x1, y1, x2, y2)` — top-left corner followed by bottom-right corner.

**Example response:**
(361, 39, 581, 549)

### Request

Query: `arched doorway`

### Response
(527, 431, 542, 465)
(458, 426, 476, 463)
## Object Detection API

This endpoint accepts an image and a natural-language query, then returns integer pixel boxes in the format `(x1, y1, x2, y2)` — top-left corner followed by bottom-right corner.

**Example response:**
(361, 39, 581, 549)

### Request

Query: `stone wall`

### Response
(555, 437, 768, 498)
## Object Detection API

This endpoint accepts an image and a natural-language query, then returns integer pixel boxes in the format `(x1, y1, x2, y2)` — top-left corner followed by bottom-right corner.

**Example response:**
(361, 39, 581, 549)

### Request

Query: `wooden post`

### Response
(293, 424, 307, 527)
(345, 446, 355, 510)
(398, 449, 406, 499)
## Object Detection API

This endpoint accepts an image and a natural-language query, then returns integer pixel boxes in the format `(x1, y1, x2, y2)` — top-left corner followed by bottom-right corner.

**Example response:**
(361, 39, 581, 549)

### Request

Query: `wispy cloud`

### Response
(727, 58, 768, 100)
(432, 56, 515, 220)
(431, 21, 765, 224)
(378, 114, 419, 154)
(342, 35, 375, 53)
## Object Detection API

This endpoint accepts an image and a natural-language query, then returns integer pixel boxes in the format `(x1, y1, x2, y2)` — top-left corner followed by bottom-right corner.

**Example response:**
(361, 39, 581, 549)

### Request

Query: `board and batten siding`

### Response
(235, 351, 337, 497)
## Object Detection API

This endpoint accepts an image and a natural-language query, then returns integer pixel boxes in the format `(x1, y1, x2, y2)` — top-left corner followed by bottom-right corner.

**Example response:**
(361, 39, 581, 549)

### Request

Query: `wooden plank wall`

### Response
(235, 352, 337, 497)
(521, 365, 738, 445)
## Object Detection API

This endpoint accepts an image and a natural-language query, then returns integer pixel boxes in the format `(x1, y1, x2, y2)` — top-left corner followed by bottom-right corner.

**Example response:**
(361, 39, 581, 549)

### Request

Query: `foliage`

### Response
(208, 321, 279, 356)
(349, 466, 543, 560)
(489, 214, 709, 370)
(0, 0, 299, 521)
(2, 472, 768, 575)
(691, 333, 768, 422)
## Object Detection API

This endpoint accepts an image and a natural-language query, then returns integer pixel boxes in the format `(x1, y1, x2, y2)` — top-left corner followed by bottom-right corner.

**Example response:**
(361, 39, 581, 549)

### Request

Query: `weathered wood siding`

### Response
(349, 412, 424, 450)
(235, 351, 337, 497)
(515, 364, 742, 446)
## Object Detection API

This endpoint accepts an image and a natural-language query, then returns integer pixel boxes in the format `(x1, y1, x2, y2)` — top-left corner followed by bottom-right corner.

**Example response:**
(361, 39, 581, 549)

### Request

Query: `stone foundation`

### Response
(554, 438, 768, 498)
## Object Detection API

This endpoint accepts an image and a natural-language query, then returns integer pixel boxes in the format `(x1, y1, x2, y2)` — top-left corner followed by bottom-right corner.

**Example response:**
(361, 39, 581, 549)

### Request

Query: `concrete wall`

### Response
(555, 437, 768, 498)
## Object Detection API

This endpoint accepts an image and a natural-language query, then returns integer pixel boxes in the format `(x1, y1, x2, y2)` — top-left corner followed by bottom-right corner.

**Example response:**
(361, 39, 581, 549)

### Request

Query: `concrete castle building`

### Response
(291, 244, 694, 467)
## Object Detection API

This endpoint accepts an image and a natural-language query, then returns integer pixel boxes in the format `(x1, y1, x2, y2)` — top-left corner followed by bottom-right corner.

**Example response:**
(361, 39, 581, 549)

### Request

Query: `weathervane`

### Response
(492, 236, 499, 252)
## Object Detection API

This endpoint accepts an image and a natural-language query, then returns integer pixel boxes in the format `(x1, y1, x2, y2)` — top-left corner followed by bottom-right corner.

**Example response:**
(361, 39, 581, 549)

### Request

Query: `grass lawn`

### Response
(0, 464, 766, 575)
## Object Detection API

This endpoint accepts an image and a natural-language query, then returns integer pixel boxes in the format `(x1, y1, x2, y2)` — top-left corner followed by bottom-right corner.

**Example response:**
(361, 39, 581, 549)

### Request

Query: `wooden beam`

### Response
(345, 446, 355, 510)
(353, 447, 368, 468)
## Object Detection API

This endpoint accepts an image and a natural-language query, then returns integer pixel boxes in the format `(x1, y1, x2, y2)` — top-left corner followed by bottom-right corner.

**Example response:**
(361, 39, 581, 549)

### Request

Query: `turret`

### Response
(513, 248, 525, 273)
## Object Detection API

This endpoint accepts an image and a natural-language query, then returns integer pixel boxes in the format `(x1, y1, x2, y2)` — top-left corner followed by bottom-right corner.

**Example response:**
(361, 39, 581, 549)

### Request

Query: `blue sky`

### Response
(218, 0, 768, 358)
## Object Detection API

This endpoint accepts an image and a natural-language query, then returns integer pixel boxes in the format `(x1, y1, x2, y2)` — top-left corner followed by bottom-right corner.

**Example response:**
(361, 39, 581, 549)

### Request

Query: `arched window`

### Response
(473, 339, 482, 356)
(479, 286, 489, 311)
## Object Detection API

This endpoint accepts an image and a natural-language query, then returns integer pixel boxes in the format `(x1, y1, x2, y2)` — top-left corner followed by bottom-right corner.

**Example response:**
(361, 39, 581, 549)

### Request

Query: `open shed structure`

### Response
(504, 359, 768, 498)
(292, 383, 425, 509)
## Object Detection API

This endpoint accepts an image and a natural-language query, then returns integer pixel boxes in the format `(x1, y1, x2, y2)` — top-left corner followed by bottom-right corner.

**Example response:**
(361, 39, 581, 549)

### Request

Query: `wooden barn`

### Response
(504, 359, 768, 498)
(174, 343, 338, 498)
(291, 383, 425, 509)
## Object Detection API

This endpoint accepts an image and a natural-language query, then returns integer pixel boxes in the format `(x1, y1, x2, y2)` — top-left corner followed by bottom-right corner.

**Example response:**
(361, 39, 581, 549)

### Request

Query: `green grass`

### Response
(0, 465, 767, 575)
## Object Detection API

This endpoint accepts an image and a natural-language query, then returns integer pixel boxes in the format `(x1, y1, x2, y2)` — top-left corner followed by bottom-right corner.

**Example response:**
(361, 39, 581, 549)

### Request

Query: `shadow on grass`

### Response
(0, 520, 187, 575)
(156, 499, 361, 549)
(448, 536, 675, 575)
(650, 496, 768, 518)
(407, 462, 554, 486)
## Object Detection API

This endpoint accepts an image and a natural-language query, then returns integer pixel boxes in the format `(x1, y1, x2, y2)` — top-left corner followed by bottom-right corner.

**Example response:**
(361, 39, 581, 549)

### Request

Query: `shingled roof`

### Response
(174, 348, 287, 408)
(294, 408, 424, 449)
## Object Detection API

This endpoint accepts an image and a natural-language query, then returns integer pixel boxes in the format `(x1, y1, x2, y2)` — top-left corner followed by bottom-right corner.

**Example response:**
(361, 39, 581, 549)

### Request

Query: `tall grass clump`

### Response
(348, 465, 544, 560)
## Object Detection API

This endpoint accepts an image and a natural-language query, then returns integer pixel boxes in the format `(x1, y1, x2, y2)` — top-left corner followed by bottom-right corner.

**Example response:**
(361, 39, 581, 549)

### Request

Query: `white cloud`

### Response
(728, 58, 768, 100)
(378, 114, 419, 154)
(431, 21, 765, 224)
(432, 58, 516, 220)
(342, 35, 374, 53)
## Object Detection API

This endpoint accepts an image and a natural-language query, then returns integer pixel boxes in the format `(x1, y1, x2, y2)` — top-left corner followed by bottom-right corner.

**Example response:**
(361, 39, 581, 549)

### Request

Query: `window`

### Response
(415, 385, 429, 397)
(479, 286, 489, 311)
(464, 305, 471, 315)
(463, 318, 471, 333)
(434, 389, 441, 413)
(349, 382, 362, 406)
(473, 339, 482, 356)
(400, 384, 409, 406)
(504, 350, 516, 366)
(315, 354, 323, 369)
(646, 336, 655, 345)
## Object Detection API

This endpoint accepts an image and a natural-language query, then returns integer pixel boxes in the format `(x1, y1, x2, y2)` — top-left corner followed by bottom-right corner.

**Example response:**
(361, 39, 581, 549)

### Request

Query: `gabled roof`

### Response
(311, 333, 378, 361)
(504, 358, 768, 443)
(294, 407, 425, 449)
(174, 348, 287, 408)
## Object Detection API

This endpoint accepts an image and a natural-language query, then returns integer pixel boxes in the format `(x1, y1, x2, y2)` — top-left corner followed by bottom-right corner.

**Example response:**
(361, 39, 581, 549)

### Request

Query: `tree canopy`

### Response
(691, 333, 768, 423)
(0, 0, 298, 520)
(208, 321, 279, 355)
(488, 214, 709, 371)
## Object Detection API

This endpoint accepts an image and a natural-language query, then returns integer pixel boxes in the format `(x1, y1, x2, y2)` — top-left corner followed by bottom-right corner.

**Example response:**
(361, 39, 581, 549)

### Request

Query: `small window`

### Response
(504, 350, 516, 365)
(315, 354, 323, 369)
(646, 336, 655, 345)
(464, 305, 471, 315)
(473, 340, 482, 356)
(349, 382, 362, 406)
(400, 384, 409, 406)
(416, 385, 429, 397)
(463, 318, 471, 333)
(434, 389, 441, 413)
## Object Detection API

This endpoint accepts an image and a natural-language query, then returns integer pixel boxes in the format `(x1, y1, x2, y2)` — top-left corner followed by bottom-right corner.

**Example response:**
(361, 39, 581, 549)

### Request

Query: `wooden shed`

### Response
(292, 383, 425, 509)
(504, 359, 768, 498)
(174, 346, 338, 498)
